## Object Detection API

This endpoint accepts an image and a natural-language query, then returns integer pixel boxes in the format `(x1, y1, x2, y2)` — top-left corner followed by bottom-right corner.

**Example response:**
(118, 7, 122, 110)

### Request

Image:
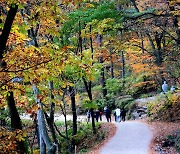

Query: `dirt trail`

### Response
(100, 121, 153, 154)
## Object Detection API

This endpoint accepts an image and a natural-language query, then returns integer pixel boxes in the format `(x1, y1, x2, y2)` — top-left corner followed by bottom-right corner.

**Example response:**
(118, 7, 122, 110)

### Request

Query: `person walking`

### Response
(115, 107, 121, 122)
(113, 110, 116, 122)
(86, 110, 91, 123)
(94, 109, 100, 122)
(105, 107, 111, 122)
(99, 109, 103, 121)
(120, 108, 126, 122)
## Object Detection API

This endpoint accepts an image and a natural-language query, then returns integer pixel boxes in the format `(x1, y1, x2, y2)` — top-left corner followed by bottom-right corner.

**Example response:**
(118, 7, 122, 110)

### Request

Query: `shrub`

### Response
(128, 81, 157, 98)
(147, 93, 180, 121)
(105, 78, 123, 94)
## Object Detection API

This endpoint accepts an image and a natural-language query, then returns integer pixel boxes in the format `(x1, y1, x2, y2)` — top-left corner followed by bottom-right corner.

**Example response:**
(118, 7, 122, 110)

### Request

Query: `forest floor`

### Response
(148, 121, 180, 154)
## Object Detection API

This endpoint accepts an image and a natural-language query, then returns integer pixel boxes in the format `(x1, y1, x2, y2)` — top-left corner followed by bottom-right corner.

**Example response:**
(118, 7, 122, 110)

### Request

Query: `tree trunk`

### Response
(130, 0, 140, 12)
(38, 106, 56, 154)
(7, 92, 22, 130)
(7, 91, 28, 153)
(69, 87, 77, 136)
(154, 32, 163, 66)
(78, 20, 83, 57)
(48, 81, 61, 152)
(61, 92, 72, 154)
(0, 4, 18, 58)
(121, 50, 125, 78)
(110, 51, 114, 79)
(82, 25, 96, 134)
(139, 32, 145, 54)
(83, 79, 96, 134)
(146, 32, 156, 52)
(33, 84, 56, 154)
(97, 33, 107, 99)
(90, 25, 93, 60)
(99, 57, 107, 98)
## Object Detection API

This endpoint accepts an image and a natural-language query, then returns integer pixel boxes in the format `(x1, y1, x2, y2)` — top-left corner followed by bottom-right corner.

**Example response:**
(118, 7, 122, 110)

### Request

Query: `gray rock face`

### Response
(131, 106, 148, 120)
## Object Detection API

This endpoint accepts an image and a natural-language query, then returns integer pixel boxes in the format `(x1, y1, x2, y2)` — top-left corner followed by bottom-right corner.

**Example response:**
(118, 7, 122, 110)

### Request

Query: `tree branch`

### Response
(0, 59, 52, 73)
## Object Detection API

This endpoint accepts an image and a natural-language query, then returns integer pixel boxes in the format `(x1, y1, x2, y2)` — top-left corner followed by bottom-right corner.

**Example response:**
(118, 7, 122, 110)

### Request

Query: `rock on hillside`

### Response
(129, 95, 157, 120)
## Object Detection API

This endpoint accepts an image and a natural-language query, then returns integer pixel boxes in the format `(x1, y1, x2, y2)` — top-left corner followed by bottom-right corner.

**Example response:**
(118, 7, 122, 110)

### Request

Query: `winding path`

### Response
(100, 121, 153, 154)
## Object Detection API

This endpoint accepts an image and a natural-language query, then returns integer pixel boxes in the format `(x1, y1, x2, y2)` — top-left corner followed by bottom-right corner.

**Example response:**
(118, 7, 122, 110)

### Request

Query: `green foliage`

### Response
(61, 1, 122, 38)
(55, 121, 64, 127)
(94, 98, 106, 109)
(82, 99, 97, 110)
(123, 8, 156, 19)
(106, 78, 123, 94)
(58, 122, 105, 153)
(116, 96, 134, 109)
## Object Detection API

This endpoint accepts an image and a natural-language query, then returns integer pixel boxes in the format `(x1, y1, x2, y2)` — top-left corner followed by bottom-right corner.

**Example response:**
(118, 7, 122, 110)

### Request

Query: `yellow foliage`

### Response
(0, 129, 27, 153)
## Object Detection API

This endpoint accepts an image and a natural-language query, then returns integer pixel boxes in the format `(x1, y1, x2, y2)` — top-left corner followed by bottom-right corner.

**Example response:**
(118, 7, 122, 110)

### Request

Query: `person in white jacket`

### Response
(115, 108, 121, 122)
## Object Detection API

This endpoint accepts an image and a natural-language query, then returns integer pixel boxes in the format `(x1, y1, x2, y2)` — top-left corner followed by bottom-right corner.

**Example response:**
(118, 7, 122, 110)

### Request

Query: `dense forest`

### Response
(0, 0, 179, 153)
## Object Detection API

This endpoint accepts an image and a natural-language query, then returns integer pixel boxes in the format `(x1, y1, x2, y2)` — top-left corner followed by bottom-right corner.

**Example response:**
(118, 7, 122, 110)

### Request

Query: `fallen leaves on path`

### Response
(148, 121, 180, 154)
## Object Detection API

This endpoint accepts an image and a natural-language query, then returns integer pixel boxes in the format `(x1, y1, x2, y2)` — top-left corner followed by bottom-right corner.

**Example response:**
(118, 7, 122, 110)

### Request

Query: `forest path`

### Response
(100, 121, 153, 154)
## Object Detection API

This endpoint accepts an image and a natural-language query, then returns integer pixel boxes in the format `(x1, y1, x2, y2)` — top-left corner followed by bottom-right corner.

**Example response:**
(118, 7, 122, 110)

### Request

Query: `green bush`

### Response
(82, 99, 97, 110)
(105, 78, 123, 94)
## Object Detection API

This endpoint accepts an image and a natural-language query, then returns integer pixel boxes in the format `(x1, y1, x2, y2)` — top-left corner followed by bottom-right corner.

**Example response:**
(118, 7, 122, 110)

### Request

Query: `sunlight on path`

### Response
(100, 121, 153, 154)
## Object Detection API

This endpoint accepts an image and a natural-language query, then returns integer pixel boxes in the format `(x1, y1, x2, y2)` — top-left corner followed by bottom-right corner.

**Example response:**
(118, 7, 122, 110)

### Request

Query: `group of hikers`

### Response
(86, 107, 126, 123)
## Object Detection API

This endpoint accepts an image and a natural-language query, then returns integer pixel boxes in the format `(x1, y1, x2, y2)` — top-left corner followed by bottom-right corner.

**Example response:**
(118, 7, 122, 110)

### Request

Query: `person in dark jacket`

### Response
(120, 108, 126, 122)
(94, 109, 100, 122)
(105, 107, 111, 122)
(99, 109, 103, 121)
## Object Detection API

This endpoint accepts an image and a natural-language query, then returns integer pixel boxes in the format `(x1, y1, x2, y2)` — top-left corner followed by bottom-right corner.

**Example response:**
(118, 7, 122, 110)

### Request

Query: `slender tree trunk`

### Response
(146, 32, 156, 52)
(69, 87, 77, 136)
(99, 57, 107, 98)
(0, 108, 6, 126)
(97, 34, 107, 99)
(130, 0, 140, 12)
(90, 25, 93, 60)
(110, 51, 114, 79)
(154, 32, 163, 66)
(68, 86, 77, 152)
(78, 20, 83, 57)
(83, 78, 96, 134)
(139, 32, 145, 54)
(121, 50, 125, 78)
(82, 25, 96, 134)
(61, 93, 72, 154)
(48, 81, 61, 152)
